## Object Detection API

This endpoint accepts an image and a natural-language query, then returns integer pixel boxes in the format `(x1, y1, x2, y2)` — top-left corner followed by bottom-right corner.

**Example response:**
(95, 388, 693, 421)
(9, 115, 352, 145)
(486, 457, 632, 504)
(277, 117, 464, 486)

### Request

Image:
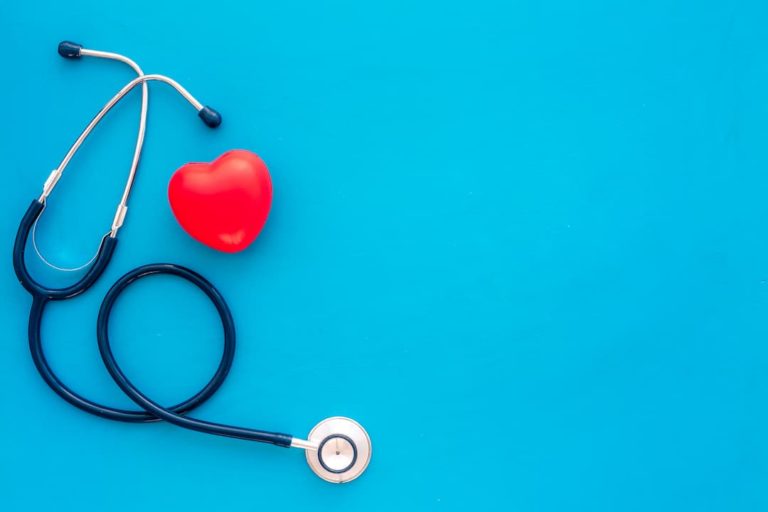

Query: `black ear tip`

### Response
(58, 41, 83, 58)
(198, 106, 222, 128)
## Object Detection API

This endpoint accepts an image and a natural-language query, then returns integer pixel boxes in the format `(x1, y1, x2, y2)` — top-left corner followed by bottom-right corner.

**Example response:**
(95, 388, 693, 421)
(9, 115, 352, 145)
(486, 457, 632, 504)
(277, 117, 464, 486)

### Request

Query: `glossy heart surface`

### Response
(168, 150, 272, 253)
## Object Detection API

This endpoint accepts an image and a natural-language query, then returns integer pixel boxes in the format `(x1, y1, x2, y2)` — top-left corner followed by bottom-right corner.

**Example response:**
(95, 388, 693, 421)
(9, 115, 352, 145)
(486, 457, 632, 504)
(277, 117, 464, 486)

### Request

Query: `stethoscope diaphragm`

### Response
(305, 417, 372, 483)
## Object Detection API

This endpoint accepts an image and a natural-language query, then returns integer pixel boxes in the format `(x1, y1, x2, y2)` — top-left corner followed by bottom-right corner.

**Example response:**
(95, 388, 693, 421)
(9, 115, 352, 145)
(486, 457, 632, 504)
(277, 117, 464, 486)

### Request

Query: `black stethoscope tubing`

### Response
(14, 198, 292, 446)
(97, 263, 291, 446)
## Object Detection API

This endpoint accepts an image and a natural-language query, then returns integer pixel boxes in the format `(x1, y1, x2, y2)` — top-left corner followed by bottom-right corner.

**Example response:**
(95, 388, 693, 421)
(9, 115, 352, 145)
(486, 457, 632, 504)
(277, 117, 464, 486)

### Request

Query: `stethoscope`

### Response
(12, 41, 371, 484)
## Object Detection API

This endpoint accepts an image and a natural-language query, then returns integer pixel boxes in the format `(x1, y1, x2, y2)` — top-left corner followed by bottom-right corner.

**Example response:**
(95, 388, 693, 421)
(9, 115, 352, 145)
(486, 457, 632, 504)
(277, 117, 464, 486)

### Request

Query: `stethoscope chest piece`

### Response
(305, 417, 371, 483)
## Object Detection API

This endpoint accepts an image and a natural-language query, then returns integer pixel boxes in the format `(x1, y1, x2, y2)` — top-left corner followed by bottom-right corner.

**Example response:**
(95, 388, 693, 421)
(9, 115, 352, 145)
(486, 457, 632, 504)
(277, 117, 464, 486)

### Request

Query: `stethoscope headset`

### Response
(12, 41, 371, 484)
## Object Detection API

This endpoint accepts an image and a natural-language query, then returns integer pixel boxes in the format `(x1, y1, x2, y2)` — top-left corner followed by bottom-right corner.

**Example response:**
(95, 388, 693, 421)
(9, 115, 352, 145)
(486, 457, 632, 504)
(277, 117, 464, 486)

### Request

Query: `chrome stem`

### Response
(290, 438, 319, 451)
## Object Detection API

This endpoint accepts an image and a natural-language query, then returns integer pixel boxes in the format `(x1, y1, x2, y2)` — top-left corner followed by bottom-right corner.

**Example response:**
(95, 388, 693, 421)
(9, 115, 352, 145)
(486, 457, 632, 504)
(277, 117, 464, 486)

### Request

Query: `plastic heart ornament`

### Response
(168, 149, 272, 253)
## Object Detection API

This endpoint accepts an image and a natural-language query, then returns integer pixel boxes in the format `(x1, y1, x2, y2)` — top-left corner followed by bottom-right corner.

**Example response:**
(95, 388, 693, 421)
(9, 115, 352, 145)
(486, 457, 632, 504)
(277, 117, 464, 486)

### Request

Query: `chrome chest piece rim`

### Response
(305, 417, 371, 483)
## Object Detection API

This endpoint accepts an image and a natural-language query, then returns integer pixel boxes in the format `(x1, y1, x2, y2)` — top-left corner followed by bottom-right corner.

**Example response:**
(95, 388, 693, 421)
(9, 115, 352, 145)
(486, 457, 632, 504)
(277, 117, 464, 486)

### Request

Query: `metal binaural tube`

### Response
(79, 48, 149, 224)
(33, 45, 148, 272)
(38, 73, 217, 235)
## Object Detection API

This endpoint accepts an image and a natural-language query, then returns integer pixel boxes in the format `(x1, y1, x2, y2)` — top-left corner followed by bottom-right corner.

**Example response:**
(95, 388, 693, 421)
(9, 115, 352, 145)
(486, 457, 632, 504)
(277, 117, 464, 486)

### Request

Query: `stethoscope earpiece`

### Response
(58, 40, 83, 59)
(198, 106, 222, 128)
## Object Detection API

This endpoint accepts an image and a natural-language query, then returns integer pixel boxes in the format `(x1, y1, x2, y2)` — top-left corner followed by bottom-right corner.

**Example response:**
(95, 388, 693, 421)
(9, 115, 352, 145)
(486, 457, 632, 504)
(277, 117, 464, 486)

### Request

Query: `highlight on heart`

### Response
(168, 149, 273, 253)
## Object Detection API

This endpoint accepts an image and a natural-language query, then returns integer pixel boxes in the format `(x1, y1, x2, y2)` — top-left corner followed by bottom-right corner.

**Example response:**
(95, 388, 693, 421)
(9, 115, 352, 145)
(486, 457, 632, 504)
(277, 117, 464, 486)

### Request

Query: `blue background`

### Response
(1, 0, 767, 510)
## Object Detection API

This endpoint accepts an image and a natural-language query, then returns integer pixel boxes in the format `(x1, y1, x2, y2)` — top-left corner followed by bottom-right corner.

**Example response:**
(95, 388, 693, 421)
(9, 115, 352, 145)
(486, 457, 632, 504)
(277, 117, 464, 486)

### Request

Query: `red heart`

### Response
(168, 150, 272, 253)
